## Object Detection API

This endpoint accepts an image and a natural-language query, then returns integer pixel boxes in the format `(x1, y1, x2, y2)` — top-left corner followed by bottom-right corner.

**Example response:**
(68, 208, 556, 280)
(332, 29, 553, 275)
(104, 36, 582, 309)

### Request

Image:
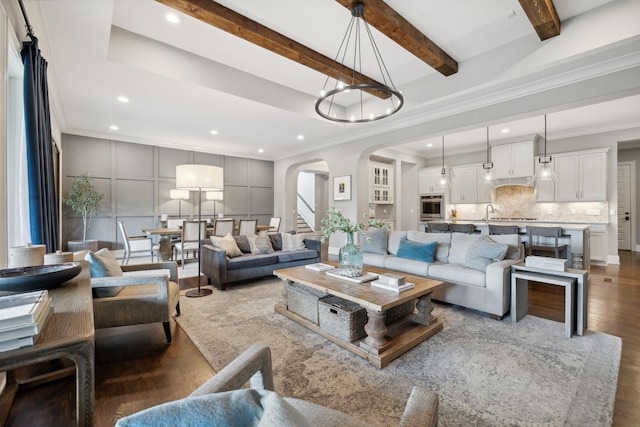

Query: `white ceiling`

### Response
(13, 0, 640, 160)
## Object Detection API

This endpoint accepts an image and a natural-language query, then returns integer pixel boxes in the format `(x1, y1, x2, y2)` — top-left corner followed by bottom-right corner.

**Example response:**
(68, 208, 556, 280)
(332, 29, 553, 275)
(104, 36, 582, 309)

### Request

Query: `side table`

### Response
(510, 264, 588, 337)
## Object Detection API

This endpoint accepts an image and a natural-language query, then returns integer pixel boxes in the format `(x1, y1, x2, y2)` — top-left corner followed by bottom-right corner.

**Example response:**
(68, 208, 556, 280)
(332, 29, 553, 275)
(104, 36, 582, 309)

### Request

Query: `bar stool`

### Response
(489, 224, 519, 235)
(426, 222, 450, 233)
(450, 223, 475, 234)
(526, 226, 568, 260)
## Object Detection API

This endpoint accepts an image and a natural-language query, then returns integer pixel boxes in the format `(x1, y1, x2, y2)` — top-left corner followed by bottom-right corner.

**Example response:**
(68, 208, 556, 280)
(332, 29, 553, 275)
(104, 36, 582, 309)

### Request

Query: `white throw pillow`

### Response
(281, 232, 306, 251)
(210, 233, 243, 258)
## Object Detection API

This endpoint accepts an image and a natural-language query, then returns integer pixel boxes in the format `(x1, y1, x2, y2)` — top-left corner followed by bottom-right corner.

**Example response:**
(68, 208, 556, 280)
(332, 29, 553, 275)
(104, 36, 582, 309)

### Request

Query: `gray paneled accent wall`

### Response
(61, 134, 274, 250)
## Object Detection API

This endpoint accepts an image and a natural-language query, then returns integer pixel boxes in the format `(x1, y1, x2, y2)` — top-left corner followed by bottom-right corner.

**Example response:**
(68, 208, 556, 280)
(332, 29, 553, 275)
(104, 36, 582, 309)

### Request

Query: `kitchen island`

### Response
(420, 220, 592, 270)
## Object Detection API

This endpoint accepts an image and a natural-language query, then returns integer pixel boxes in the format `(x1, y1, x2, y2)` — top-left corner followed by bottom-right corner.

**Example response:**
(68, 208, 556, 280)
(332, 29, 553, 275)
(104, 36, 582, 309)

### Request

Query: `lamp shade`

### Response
(176, 164, 223, 191)
(169, 189, 190, 200)
(206, 191, 224, 201)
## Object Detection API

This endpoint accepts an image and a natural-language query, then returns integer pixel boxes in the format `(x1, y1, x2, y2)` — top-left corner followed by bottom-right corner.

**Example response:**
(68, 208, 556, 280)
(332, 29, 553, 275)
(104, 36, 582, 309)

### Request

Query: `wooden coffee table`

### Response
(274, 264, 443, 368)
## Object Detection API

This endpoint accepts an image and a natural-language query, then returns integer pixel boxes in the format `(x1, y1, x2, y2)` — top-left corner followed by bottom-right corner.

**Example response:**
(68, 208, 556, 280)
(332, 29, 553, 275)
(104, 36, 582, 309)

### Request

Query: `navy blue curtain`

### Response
(21, 36, 59, 252)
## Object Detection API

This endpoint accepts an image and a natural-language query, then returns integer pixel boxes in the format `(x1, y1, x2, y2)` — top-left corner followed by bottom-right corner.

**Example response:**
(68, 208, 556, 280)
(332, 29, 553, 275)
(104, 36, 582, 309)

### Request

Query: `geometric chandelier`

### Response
(315, 2, 403, 123)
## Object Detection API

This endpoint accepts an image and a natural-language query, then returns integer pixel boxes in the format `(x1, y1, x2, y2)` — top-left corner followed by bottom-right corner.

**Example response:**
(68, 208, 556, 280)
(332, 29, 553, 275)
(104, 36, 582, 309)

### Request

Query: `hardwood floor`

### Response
(4, 252, 639, 426)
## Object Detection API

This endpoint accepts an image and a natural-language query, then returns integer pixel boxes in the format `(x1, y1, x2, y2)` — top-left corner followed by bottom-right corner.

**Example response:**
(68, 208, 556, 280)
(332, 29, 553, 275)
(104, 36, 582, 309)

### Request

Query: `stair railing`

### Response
(296, 192, 315, 231)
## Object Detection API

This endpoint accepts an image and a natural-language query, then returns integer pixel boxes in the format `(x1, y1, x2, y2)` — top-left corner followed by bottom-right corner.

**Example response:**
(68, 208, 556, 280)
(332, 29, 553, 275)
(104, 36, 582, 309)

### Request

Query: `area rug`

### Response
(175, 278, 621, 426)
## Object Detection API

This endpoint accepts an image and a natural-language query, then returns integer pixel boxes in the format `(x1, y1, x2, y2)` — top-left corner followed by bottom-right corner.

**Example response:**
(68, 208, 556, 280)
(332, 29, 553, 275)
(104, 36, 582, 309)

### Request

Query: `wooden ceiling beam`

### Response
(518, 0, 561, 41)
(156, 0, 391, 99)
(335, 0, 458, 76)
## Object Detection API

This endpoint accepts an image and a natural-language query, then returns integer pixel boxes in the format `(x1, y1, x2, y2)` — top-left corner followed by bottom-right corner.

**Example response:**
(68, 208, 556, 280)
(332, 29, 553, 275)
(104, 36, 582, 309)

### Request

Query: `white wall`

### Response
(0, 2, 9, 267)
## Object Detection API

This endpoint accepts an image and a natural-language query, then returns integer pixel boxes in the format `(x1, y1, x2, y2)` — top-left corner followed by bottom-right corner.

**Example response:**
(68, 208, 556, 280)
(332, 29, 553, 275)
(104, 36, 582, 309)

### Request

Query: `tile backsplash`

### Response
(449, 185, 609, 223)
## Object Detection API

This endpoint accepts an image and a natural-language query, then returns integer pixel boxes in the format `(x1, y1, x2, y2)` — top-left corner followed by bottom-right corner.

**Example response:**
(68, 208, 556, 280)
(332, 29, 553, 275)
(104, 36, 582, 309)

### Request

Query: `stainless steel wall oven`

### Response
(420, 195, 444, 220)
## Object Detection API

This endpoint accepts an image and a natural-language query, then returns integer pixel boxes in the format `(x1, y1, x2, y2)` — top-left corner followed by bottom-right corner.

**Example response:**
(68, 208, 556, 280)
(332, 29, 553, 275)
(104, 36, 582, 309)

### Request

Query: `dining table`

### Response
(143, 224, 271, 261)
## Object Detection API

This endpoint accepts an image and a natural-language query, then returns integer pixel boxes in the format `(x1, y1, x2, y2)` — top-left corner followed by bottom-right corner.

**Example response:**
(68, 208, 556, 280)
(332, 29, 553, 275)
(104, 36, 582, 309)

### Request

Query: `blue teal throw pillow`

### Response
(115, 389, 311, 427)
(396, 239, 438, 263)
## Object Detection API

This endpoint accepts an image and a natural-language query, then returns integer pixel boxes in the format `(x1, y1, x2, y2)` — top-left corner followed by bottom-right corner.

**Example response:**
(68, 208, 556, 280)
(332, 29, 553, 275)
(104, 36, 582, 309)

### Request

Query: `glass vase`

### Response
(339, 233, 363, 278)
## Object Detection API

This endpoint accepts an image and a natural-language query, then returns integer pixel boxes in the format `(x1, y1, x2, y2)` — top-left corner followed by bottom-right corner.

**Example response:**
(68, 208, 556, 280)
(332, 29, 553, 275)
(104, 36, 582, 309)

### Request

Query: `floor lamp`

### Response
(170, 189, 190, 218)
(206, 191, 224, 217)
(176, 164, 224, 298)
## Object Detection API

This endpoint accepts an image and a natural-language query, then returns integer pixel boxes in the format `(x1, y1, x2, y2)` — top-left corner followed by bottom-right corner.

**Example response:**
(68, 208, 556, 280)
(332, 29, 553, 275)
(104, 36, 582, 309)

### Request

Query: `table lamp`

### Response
(206, 191, 224, 217)
(176, 164, 224, 297)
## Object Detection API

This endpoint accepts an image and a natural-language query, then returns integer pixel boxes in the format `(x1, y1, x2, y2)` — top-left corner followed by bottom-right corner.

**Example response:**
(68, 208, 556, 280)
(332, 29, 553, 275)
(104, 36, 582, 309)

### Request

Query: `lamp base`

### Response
(186, 288, 213, 298)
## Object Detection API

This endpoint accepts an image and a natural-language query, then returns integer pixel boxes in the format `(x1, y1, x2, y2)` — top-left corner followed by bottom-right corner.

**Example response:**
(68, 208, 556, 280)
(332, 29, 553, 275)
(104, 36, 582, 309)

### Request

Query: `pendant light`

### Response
(315, 2, 403, 123)
(479, 126, 499, 186)
(530, 114, 557, 183)
(438, 136, 450, 188)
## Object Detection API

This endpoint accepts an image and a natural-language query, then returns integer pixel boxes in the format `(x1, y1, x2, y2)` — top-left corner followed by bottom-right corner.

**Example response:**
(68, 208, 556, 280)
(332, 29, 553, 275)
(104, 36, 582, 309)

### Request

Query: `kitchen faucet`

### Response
(485, 203, 495, 224)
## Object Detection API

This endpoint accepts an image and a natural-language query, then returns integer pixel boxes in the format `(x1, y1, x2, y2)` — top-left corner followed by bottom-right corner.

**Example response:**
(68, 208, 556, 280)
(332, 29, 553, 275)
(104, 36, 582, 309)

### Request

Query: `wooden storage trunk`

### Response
(318, 296, 368, 342)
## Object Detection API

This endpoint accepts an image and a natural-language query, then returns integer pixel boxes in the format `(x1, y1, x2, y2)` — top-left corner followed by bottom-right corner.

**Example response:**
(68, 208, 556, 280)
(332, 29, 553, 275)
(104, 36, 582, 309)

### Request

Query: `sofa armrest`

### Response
(399, 386, 439, 427)
(91, 275, 169, 300)
(303, 238, 321, 255)
(121, 261, 178, 282)
(201, 244, 228, 288)
(485, 258, 522, 315)
(189, 344, 275, 396)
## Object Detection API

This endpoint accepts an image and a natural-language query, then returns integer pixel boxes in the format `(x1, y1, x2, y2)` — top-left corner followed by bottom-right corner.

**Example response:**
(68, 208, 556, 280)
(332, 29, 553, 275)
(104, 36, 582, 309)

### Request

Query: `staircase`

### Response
(296, 214, 314, 234)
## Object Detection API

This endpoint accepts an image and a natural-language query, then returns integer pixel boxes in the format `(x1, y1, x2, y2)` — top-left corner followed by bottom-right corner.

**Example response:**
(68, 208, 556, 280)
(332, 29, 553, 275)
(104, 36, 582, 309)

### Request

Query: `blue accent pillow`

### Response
(85, 248, 124, 298)
(396, 239, 438, 263)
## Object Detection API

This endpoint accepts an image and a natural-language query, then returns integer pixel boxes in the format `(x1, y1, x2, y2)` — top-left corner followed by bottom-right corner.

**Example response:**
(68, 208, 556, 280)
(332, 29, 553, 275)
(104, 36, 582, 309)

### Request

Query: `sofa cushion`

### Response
(406, 231, 451, 263)
(362, 252, 386, 268)
(247, 233, 275, 254)
(269, 233, 283, 251)
(384, 256, 431, 277)
(276, 249, 318, 263)
(448, 233, 482, 264)
(387, 231, 408, 255)
(360, 228, 387, 255)
(428, 264, 486, 287)
(396, 239, 438, 263)
(227, 253, 278, 270)
(281, 233, 306, 251)
(464, 235, 509, 272)
(233, 235, 252, 253)
(86, 249, 125, 298)
(487, 234, 521, 260)
(211, 234, 243, 258)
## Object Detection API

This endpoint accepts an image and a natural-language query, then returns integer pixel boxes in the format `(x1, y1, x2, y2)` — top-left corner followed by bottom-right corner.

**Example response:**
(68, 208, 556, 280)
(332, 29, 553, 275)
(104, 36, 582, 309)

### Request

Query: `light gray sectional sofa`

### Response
(362, 230, 523, 318)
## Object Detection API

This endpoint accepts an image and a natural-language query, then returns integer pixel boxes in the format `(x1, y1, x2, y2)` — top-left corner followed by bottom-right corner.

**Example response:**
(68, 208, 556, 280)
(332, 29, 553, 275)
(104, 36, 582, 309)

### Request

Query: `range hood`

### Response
(494, 178, 534, 188)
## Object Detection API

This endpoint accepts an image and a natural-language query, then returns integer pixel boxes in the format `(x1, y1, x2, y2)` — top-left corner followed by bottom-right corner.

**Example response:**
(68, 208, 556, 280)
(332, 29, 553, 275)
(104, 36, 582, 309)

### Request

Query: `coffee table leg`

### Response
(360, 310, 391, 355)
(411, 293, 437, 326)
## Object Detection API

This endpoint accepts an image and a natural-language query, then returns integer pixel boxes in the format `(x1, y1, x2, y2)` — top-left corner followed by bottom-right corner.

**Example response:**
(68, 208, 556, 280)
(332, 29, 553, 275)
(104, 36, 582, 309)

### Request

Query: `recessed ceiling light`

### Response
(426, 143, 433, 148)
(297, 134, 304, 140)
(110, 125, 119, 131)
(166, 13, 180, 24)
(117, 95, 129, 103)
(210, 130, 218, 135)
(258, 148, 264, 153)
(501, 128, 510, 134)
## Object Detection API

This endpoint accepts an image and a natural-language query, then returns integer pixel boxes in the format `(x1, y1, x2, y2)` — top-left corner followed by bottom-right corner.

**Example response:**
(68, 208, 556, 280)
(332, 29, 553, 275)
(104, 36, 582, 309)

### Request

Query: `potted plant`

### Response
(321, 207, 387, 277)
(64, 173, 104, 252)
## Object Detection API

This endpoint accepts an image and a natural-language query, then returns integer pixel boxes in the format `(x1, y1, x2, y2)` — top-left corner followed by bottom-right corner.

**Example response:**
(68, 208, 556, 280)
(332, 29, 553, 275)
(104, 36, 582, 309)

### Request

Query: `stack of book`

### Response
(0, 290, 53, 352)
(371, 274, 415, 292)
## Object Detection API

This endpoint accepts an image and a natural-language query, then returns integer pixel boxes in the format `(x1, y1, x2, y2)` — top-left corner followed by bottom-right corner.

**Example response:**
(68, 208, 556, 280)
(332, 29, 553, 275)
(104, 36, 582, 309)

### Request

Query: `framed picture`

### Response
(333, 175, 351, 201)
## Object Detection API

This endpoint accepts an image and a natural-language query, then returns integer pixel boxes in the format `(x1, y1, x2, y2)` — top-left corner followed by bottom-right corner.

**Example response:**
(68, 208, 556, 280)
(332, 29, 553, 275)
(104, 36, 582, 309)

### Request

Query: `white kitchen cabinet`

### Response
(534, 156, 555, 202)
(555, 150, 607, 201)
(369, 162, 394, 204)
(419, 168, 445, 195)
(589, 224, 607, 264)
(450, 165, 478, 203)
(491, 140, 534, 179)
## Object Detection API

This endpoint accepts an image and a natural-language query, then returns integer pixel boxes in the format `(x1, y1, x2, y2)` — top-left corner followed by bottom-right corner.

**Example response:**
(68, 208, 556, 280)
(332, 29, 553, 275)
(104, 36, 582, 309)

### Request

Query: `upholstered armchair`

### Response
(116, 345, 439, 426)
(91, 261, 180, 343)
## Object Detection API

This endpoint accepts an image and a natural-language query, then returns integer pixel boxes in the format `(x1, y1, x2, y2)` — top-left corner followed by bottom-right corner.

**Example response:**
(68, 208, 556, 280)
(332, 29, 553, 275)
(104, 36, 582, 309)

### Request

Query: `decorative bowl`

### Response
(0, 262, 83, 292)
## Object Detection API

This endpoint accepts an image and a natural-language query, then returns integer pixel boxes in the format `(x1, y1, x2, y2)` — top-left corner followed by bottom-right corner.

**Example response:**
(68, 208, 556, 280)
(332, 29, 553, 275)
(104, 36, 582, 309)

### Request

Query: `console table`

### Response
(510, 264, 588, 337)
(0, 264, 95, 426)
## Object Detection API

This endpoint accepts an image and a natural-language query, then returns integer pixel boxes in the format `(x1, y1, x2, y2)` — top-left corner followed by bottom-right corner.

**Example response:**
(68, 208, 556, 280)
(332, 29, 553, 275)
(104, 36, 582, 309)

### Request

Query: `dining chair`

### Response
(174, 220, 206, 268)
(166, 219, 184, 229)
(527, 226, 568, 259)
(238, 219, 258, 236)
(213, 218, 235, 237)
(268, 217, 281, 233)
(118, 220, 159, 264)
